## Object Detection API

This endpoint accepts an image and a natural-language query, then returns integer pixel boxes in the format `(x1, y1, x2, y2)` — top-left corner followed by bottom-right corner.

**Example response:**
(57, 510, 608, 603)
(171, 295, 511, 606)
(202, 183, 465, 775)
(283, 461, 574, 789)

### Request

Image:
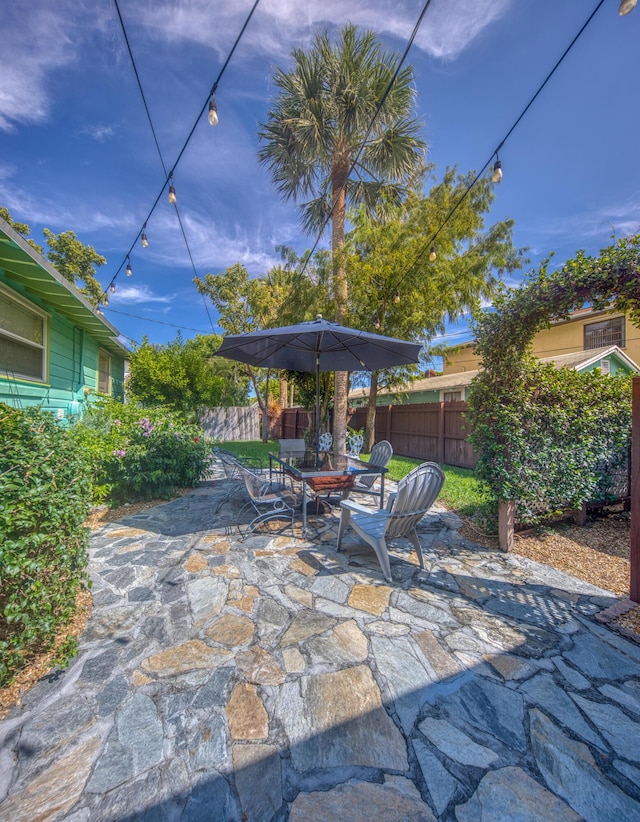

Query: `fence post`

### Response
(386, 405, 392, 443)
(631, 377, 640, 602)
(438, 402, 445, 464)
(498, 501, 515, 552)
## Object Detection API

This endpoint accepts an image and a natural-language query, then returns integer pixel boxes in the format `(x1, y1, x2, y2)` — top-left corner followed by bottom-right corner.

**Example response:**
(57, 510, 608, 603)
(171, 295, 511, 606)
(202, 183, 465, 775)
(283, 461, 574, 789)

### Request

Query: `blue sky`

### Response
(1, 0, 639, 352)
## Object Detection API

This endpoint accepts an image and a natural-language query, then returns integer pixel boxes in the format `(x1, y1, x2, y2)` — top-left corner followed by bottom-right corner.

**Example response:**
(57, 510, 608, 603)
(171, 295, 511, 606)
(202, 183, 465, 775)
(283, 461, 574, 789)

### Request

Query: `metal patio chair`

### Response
(336, 461, 445, 582)
(227, 462, 297, 538)
(317, 431, 333, 452)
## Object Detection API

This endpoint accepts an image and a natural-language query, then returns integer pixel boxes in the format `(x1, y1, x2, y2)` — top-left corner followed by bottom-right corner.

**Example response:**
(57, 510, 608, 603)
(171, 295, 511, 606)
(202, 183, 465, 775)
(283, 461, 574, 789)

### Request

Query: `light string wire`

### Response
(102, 0, 262, 299)
(389, 0, 607, 299)
(108, 0, 215, 330)
(272, 0, 435, 322)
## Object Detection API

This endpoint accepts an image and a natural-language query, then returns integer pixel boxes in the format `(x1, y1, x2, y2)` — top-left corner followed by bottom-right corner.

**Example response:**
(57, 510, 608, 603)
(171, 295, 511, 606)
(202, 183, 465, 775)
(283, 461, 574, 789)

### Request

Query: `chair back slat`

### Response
(385, 462, 444, 538)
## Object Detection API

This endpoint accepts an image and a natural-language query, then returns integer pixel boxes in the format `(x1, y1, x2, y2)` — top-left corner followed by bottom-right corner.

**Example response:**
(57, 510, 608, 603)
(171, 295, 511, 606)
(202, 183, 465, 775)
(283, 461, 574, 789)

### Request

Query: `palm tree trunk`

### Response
(332, 162, 348, 454)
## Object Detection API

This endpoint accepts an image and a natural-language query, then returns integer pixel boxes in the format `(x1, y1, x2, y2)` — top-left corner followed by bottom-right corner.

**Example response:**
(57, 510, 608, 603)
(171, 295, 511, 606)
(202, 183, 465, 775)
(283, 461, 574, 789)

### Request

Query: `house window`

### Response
(0, 287, 47, 381)
(443, 391, 462, 402)
(584, 316, 625, 350)
(98, 349, 111, 394)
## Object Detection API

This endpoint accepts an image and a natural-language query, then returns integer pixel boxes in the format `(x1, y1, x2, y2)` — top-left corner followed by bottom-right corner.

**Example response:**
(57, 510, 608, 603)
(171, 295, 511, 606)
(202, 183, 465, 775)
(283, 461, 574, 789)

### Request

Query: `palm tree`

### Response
(258, 23, 425, 453)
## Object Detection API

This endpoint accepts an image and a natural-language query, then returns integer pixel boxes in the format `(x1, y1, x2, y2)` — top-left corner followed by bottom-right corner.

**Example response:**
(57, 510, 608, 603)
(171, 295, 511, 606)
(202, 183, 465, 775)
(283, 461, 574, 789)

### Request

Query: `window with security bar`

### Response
(584, 316, 625, 350)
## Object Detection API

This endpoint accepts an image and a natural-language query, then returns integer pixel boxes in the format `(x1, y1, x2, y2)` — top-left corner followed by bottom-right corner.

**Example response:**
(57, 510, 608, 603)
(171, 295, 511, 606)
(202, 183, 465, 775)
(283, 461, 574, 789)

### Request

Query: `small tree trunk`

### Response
(279, 377, 288, 409)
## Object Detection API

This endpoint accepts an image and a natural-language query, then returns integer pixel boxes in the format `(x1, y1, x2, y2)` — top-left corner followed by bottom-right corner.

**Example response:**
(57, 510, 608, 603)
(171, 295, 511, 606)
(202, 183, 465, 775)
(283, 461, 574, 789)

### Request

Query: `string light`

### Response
(126, 257, 133, 277)
(619, 0, 637, 14)
(208, 97, 219, 126)
(491, 156, 503, 183)
(103, 0, 262, 306)
(141, 226, 149, 248)
(429, 246, 437, 262)
(394, 292, 401, 304)
(167, 176, 176, 205)
(103, 295, 109, 306)
(110, 283, 116, 294)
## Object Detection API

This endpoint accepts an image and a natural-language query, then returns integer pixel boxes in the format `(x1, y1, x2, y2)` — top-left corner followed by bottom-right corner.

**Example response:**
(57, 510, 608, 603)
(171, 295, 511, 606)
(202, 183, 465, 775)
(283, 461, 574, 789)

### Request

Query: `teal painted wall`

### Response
(0, 276, 126, 420)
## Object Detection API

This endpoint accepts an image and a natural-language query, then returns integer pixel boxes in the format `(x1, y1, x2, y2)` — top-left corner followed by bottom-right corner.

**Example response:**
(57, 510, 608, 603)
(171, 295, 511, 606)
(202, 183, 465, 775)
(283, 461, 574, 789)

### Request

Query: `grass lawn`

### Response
(220, 440, 492, 522)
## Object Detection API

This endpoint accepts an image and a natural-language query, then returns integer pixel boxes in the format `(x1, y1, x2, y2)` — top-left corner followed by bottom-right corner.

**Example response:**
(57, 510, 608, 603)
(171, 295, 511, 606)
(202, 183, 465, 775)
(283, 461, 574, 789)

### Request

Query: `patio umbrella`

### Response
(215, 314, 422, 456)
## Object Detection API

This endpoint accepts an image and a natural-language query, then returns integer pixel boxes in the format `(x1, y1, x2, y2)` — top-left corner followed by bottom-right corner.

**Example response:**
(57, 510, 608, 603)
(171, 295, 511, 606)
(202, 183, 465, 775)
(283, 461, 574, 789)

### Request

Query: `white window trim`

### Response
(0, 282, 48, 383)
(98, 348, 112, 395)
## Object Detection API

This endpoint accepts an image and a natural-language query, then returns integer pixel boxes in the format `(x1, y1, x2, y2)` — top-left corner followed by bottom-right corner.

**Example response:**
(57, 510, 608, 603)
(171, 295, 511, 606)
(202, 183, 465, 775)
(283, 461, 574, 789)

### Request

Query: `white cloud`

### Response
(0, 2, 85, 130)
(135, 0, 512, 62)
(528, 199, 640, 244)
(112, 284, 174, 304)
(0, 181, 137, 235)
(80, 123, 117, 142)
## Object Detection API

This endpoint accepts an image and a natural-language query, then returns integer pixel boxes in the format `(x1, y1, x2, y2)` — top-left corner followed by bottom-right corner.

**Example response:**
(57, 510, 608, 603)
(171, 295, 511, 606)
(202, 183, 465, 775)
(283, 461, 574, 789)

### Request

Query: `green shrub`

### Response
(69, 397, 211, 505)
(0, 404, 92, 686)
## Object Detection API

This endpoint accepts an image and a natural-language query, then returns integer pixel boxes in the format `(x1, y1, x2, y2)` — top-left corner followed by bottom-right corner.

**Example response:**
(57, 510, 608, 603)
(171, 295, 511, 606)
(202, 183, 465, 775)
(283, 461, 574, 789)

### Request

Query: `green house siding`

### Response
(0, 221, 127, 420)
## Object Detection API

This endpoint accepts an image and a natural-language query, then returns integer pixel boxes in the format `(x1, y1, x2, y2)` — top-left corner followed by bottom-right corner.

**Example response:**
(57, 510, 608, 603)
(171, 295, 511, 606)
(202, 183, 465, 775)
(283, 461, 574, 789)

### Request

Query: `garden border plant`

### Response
(0, 404, 93, 686)
(466, 235, 640, 547)
(69, 396, 211, 506)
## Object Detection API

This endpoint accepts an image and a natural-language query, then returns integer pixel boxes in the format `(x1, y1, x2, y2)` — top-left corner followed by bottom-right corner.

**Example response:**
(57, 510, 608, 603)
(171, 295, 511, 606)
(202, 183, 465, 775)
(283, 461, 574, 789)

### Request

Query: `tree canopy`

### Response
(1, 205, 105, 306)
(258, 23, 426, 452)
(342, 167, 526, 447)
(126, 334, 250, 417)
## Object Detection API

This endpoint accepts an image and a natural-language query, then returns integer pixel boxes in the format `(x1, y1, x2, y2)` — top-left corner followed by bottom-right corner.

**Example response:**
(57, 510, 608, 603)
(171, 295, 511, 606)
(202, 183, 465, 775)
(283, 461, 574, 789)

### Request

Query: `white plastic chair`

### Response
(336, 461, 445, 581)
(347, 440, 393, 503)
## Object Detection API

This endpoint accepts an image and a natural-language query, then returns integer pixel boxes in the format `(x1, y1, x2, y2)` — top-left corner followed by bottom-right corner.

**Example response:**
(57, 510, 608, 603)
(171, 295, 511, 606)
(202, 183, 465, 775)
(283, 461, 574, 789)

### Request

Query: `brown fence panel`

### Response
(279, 401, 476, 468)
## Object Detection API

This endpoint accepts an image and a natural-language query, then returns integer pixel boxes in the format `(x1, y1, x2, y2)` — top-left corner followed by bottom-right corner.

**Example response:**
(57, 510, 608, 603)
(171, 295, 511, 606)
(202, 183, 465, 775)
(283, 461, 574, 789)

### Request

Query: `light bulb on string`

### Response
(208, 97, 219, 127)
(126, 258, 133, 277)
(110, 283, 116, 294)
(429, 246, 437, 262)
(167, 175, 176, 205)
(103, 295, 109, 307)
(491, 157, 503, 184)
(141, 227, 149, 248)
(394, 292, 401, 304)
(374, 318, 381, 330)
(619, 0, 637, 14)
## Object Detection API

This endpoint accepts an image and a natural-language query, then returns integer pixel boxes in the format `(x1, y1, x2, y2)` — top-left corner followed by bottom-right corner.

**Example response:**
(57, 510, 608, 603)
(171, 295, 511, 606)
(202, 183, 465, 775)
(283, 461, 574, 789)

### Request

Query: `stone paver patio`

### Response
(2, 470, 640, 821)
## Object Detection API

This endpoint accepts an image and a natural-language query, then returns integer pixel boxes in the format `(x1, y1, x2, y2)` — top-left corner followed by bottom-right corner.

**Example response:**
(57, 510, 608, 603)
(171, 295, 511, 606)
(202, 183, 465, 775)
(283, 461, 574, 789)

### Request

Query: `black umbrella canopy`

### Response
(214, 315, 423, 373)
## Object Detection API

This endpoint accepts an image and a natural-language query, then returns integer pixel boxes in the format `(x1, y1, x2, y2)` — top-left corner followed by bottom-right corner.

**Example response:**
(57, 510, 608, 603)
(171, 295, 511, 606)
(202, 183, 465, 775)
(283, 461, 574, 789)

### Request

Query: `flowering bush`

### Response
(69, 397, 210, 505)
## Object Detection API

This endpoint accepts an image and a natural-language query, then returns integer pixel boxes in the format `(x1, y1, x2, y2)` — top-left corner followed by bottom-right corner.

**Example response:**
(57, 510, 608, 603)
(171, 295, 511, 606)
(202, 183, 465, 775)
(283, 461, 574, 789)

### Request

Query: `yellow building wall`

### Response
(442, 311, 640, 375)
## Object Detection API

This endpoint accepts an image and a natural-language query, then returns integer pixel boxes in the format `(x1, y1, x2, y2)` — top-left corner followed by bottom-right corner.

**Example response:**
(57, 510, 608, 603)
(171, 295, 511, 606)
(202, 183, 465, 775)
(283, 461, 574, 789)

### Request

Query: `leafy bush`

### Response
(467, 238, 640, 525)
(69, 397, 211, 505)
(468, 361, 631, 522)
(0, 404, 92, 686)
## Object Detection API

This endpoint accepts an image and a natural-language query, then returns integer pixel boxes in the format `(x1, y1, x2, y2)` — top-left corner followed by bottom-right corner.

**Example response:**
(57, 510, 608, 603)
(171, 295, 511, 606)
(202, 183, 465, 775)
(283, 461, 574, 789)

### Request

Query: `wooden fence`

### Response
(275, 401, 476, 469)
(200, 406, 260, 441)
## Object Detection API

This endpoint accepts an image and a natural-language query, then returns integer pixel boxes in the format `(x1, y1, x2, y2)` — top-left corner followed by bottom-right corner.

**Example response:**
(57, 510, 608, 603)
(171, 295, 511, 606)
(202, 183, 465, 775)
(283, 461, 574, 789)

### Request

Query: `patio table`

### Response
(269, 448, 387, 537)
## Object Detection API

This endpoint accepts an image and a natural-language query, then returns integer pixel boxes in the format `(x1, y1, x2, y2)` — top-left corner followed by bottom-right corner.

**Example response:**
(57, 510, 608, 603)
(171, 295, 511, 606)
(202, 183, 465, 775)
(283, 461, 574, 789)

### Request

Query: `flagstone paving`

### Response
(2, 471, 640, 821)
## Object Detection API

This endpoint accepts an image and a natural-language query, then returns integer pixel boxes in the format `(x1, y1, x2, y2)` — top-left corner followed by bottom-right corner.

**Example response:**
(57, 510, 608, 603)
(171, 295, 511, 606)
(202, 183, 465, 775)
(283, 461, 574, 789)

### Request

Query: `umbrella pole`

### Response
(315, 355, 321, 467)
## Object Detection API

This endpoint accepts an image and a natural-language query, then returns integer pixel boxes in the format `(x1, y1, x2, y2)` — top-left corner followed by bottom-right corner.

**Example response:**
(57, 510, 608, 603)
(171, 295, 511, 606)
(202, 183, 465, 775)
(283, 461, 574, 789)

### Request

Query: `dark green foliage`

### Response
(467, 236, 640, 523)
(0, 404, 92, 686)
(126, 333, 250, 417)
(69, 397, 211, 505)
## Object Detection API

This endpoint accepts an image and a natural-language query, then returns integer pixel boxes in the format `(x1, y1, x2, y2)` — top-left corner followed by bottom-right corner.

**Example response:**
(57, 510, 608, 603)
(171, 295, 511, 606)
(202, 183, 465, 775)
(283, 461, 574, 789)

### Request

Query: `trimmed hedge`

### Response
(0, 404, 92, 686)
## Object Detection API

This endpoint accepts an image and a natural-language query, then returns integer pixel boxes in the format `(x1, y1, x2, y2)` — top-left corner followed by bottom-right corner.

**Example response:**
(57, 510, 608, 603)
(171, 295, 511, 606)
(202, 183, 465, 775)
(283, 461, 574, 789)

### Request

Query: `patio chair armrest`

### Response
(385, 492, 398, 512)
(339, 499, 374, 516)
